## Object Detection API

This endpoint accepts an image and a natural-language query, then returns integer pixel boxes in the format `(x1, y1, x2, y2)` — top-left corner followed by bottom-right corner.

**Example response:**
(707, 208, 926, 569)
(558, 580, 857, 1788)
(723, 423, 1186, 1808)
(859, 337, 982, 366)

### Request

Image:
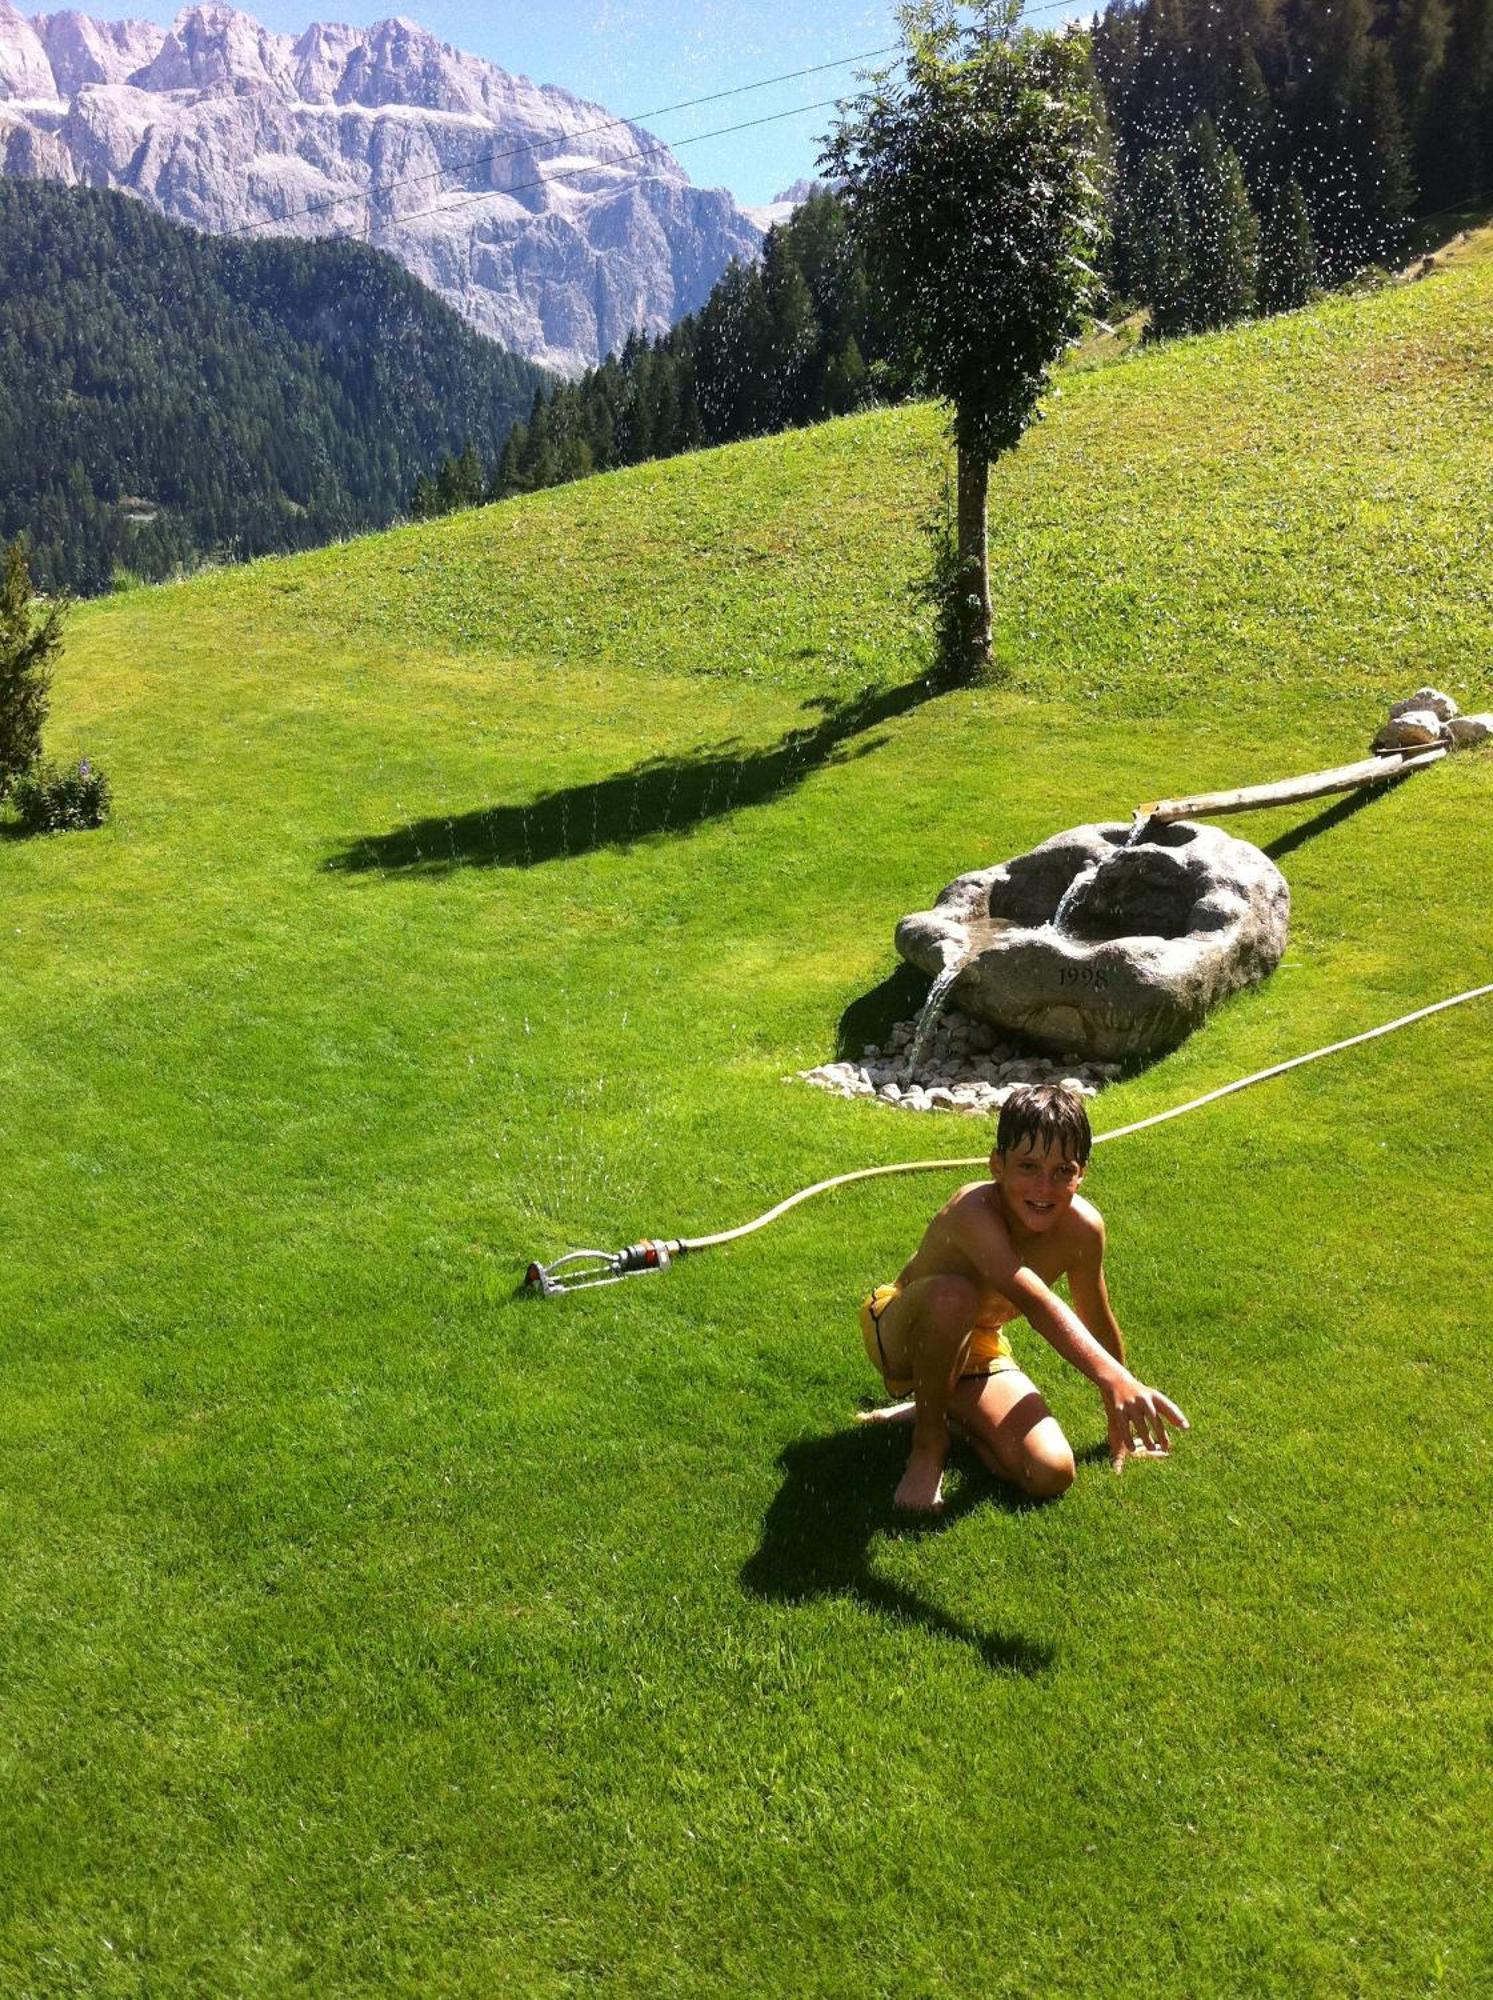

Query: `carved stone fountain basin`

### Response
(895, 820, 1291, 1063)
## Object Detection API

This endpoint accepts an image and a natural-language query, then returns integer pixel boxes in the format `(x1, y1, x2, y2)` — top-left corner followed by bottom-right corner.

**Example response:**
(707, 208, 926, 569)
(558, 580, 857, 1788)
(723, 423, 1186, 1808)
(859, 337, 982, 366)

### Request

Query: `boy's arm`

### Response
(952, 1195, 1186, 1465)
(1066, 1214, 1126, 1367)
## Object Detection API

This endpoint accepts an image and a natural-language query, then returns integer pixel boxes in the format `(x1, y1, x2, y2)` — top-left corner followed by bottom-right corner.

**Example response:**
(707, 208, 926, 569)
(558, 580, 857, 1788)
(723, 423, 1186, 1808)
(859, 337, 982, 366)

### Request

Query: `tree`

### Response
(1258, 176, 1317, 312)
(1418, 0, 1493, 211)
(1176, 115, 1258, 328)
(1393, 0, 1453, 202)
(0, 538, 63, 799)
(824, 1, 1106, 677)
(491, 421, 528, 498)
(1350, 43, 1415, 266)
(1131, 147, 1192, 337)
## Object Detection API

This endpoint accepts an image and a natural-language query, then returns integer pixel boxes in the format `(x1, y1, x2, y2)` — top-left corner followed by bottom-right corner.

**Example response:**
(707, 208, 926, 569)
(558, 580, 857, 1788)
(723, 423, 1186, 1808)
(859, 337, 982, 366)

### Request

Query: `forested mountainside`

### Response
(0, 179, 550, 593)
(1096, 0, 1493, 298)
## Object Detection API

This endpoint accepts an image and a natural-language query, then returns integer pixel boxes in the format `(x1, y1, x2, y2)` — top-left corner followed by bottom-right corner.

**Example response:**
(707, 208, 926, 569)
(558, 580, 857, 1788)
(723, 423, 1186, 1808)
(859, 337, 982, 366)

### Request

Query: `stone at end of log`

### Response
(1448, 713, 1493, 746)
(1373, 712, 1443, 752)
(1389, 687, 1459, 723)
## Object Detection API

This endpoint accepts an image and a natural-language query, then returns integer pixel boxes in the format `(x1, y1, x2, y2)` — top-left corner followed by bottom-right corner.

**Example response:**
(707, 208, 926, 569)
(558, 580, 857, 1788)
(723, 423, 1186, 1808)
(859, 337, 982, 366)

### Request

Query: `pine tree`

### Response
(1393, 0, 1452, 123)
(453, 441, 485, 507)
(762, 249, 818, 426)
(1352, 44, 1416, 265)
(1258, 175, 1318, 310)
(1132, 147, 1193, 337)
(0, 538, 63, 799)
(1178, 115, 1259, 327)
(492, 423, 527, 498)
(823, 332, 869, 412)
(433, 453, 462, 514)
(519, 399, 558, 491)
(1419, 0, 1493, 209)
(1217, 32, 1278, 200)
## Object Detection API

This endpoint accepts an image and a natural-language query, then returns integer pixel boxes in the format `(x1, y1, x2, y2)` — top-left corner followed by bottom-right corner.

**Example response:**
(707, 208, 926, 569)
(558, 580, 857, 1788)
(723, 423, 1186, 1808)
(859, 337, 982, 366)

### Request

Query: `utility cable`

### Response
(222, 44, 898, 237)
(222, 0, 1083, 240)
(386, 97, 848, 233)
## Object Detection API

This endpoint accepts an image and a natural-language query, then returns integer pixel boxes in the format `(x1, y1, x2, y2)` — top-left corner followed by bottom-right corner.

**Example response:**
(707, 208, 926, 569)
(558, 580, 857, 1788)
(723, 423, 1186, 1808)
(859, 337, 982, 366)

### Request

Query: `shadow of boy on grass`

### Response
(741, 1421, 1065, 1676)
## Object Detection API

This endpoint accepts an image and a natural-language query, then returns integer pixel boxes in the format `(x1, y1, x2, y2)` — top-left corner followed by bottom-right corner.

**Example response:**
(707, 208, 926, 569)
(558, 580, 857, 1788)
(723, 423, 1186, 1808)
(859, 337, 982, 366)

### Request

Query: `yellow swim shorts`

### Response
(858, 1281, 1018, 1398)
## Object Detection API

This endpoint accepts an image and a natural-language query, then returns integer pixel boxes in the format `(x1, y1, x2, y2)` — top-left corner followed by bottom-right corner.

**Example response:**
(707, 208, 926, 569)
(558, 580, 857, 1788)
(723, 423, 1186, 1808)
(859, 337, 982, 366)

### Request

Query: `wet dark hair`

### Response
(995, 1083, 1092, 1167)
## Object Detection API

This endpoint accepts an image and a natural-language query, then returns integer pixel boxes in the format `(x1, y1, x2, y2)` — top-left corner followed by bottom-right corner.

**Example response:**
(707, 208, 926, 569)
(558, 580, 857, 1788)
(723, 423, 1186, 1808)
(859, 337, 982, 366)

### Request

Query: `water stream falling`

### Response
(905, 953, 970, 1073)
(1048, 818, 1154, 938)
(904, 821, 1162, 1074)
(1048, 862, 1099, 938)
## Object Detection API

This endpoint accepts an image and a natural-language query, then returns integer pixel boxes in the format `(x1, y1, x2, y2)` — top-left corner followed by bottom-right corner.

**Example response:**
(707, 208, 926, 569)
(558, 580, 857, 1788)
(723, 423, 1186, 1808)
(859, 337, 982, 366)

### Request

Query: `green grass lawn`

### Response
(3, 243, 1492, 1997)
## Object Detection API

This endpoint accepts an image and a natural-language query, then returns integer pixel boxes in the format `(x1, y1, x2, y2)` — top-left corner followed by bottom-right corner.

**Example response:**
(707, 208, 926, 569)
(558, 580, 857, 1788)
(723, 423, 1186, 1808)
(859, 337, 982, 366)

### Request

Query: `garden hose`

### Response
(523, 980, 1493, 1296)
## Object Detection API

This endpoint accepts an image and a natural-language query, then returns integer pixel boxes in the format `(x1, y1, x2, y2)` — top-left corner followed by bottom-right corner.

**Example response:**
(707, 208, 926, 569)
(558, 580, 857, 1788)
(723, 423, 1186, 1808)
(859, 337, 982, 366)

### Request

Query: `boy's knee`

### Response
(1023, 1439, 1076, 1500)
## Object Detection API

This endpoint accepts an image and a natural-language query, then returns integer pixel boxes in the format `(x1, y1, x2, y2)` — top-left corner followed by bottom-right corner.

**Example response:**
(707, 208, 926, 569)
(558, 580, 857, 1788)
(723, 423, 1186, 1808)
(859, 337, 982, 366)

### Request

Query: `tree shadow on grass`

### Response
(741, 1424, 1055, 1675)
(328, 675, 940, 877)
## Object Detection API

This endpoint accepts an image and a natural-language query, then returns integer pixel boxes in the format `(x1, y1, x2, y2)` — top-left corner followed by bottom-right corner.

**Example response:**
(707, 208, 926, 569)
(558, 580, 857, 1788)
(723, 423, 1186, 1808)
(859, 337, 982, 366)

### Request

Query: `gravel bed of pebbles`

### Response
(796, 1009, 1120, 1115)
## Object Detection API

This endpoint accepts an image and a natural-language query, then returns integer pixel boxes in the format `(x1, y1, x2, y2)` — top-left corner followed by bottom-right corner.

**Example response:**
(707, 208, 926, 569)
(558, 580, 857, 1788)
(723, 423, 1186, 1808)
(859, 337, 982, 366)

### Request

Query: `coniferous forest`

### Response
(0, 180, 549, 595)
(428, 0, 1492, 513)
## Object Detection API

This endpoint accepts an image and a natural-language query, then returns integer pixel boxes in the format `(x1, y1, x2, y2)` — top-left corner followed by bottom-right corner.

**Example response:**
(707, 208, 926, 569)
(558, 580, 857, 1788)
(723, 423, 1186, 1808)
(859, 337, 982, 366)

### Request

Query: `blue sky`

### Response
(86, 1, 913, 206)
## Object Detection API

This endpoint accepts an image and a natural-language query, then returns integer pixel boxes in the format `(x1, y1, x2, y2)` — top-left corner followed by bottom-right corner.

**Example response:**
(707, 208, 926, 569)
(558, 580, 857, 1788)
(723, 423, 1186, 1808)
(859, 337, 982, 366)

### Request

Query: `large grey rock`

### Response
(896, 821, 1291, 1063)
(0, 4, 766, 375)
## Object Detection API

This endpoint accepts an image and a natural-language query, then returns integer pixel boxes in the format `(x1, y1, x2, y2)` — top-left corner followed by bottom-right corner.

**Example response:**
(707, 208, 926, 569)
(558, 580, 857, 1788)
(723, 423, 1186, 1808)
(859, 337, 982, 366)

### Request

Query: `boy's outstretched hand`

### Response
(1104, 1375, 1190, 1472)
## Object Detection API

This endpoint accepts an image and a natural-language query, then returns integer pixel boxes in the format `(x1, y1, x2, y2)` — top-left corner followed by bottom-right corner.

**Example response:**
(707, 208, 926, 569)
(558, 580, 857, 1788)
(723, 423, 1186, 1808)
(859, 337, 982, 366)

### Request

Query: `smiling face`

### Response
(991, 1136, 1086, 1236)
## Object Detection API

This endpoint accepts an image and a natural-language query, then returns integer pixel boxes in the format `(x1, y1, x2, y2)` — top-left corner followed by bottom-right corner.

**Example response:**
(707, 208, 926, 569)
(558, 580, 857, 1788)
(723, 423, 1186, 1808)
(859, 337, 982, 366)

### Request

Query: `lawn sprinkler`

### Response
(521, 981, 1493, 1298)
(525, 1239, 681, 1296)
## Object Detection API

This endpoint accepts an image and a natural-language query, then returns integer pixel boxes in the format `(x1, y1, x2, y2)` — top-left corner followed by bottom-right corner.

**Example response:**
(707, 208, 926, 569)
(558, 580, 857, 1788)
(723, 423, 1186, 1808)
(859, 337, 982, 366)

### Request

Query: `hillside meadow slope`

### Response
(2, 242, 1491, 1996)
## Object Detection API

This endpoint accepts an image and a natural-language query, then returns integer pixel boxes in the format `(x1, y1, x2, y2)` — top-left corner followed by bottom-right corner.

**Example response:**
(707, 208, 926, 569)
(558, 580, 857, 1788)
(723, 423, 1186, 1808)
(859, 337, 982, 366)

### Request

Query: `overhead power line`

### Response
(225, 44, 899, 237)
(225, 1, 1083, 240)
(385, 96, 849, 234)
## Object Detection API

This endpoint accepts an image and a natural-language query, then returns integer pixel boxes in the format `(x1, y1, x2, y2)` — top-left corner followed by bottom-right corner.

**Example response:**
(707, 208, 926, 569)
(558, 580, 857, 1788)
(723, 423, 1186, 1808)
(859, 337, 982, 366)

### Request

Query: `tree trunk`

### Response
(955, 437, 992, 674)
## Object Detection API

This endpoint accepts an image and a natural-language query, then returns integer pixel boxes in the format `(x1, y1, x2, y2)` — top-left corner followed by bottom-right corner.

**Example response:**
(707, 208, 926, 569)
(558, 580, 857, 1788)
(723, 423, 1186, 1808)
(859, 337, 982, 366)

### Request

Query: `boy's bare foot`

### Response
(856, 1399, 917, 1426)
(893, 1448, 947, 1513)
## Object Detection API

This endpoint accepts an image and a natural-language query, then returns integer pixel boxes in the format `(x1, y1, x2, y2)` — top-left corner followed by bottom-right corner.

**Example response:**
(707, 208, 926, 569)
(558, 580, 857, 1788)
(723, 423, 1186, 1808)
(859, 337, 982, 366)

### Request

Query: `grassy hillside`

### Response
(2, 241, 1491, 1997)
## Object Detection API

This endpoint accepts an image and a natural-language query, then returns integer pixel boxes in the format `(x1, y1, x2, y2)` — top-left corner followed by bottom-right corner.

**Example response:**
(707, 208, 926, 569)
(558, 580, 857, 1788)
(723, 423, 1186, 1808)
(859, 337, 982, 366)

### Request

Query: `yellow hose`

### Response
(676, 981, 1493, 1252)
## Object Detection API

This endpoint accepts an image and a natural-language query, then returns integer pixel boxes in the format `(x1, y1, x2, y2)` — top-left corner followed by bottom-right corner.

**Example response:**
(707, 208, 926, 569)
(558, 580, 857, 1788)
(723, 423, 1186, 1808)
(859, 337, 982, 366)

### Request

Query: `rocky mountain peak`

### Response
(336, 14, 492, 116)
(0, 4, 767, 372)
(289, 18, 360, 102)
(0, 0, 58, 98)
(131, 5, 297, 95)
(33, 11, 165, 93)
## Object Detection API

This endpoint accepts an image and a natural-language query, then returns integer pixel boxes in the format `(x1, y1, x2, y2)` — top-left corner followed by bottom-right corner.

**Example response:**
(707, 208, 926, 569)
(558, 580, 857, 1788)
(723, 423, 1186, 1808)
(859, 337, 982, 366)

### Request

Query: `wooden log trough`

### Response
(1137, 746, 1448, 826)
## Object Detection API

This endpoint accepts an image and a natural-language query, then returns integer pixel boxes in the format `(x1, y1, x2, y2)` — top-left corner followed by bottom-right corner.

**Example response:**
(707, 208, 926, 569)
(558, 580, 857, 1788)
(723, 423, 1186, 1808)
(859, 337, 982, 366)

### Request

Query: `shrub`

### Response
(11, 756, 111, 833)
(1, 537, 64, 798)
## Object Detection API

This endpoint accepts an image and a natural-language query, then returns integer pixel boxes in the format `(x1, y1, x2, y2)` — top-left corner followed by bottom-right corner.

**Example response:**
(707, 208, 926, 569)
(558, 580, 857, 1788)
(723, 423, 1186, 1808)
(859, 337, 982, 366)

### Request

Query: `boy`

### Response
(859, 1083, 1188, 1511)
